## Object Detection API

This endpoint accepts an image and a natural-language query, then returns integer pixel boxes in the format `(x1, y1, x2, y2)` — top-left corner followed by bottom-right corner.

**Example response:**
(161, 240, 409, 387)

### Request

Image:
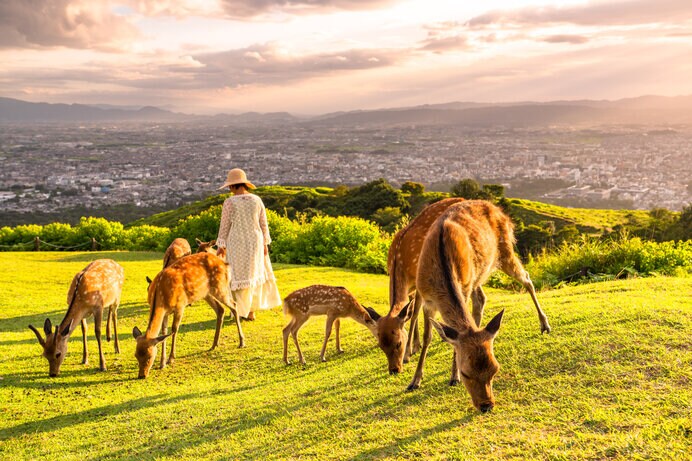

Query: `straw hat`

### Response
(218, 168, 256, 190)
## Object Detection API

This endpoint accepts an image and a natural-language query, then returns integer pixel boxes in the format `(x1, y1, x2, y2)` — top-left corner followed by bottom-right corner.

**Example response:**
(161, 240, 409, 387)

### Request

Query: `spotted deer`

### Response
(365, 197, 465, 374)
(28, 259, 124, 377)
(132, 252, 244, 378)
(408, 200, 550, 412)
(282, 285, 377, 365)
(163, 238, 192, 268)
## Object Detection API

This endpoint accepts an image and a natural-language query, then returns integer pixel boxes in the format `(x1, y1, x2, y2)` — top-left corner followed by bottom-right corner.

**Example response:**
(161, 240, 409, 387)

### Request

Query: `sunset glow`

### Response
(1, 0, 691, 113)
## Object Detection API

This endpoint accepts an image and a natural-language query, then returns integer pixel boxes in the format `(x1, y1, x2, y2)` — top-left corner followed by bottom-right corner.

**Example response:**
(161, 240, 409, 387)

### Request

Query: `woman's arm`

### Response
(258, 199, 272, 247)
(216, 200, 232, 248)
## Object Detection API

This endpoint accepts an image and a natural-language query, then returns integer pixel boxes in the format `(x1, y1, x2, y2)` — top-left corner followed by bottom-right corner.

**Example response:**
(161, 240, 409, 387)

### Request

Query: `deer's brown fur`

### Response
(282, 285, 377, 364)
(132, 252, 244, 378)
(28, 259, 124, 377)
(408, 200, 550, 412)
(366, 198, 465, 374)
(163, 238, 192, 268)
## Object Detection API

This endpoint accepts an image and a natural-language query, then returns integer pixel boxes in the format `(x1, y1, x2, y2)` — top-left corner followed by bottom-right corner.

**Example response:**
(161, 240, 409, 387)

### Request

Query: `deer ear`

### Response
(154, 333, 172, 344)
(362, 310, 376, 326)
(209, 239, 216, 246)
(28, 325, 46, 346)
(145, 276, 152, 285)
(430, 318, 459, 343)
(60, 319, 73, 337)
(485, 309, 505, 337)
(43, 318, 53, 337)
(195, 238, 203, 245)
(397, 299, 415, 322)
(132, 326, 143, 339)
(364, 306, 381, 321)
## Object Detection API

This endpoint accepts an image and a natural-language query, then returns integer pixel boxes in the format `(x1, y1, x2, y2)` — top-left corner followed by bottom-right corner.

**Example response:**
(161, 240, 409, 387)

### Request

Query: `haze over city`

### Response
(2, 0, 692, 114)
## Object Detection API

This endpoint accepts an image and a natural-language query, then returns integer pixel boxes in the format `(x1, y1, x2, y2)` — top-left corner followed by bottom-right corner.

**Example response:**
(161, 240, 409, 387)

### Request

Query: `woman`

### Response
(216, 168, 281, 320)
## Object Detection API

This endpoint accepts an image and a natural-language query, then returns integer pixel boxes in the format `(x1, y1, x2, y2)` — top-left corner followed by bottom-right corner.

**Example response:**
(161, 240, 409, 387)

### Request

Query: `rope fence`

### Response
(0, 237, 101, 251)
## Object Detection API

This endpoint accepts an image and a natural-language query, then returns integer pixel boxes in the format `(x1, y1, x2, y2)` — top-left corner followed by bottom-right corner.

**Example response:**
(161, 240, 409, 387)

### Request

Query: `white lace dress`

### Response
(216, 194, 281, 316)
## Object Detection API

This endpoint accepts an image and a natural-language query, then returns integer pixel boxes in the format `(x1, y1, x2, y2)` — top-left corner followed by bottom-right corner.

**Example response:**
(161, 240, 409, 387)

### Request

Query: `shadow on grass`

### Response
(52, 252, 162, 263)
(0, 302, 147, 336)
(0, 390, 242, 442)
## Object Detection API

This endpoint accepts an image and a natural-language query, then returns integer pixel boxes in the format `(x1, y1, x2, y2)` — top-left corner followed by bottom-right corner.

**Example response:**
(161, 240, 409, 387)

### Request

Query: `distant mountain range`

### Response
(1, 95, 691, 126)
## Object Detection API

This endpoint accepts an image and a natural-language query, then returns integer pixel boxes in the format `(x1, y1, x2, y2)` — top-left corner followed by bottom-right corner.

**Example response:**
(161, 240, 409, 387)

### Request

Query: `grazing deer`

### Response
(365, 197, 465, 374)
(408, 200, 550, 412)
(282, 285, 377, 365)
(28, 259, 124, 377)
(132, 252, 244, 378)
(163, 238, 192, 268)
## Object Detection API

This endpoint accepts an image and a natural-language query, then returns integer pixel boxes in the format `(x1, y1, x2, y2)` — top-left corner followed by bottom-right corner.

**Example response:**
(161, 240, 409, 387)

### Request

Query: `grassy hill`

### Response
(1, 252, 690, 460)
(129, 185, 654, 235)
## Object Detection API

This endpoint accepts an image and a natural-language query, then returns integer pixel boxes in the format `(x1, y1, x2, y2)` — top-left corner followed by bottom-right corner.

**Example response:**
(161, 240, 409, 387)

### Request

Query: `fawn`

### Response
(163, 238, 192, 268)
(282, 285, 377, 364)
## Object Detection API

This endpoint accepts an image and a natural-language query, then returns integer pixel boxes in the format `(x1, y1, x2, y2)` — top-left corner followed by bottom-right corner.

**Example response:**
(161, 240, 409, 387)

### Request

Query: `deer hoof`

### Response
(406, 383, 420, 392)
(449, 378, 459, 386)
(321, 357, 327, 362)
(99, 366, 107, 372)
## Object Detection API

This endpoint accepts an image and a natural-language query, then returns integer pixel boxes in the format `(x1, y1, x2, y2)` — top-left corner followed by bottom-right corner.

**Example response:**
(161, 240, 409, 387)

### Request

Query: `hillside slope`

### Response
(0, 252, 689, 460)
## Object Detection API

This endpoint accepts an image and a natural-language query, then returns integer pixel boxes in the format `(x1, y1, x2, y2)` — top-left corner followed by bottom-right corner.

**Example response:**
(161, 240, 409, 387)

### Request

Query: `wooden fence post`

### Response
(91, 238, 98, 251)
(34, 236, 40, 251)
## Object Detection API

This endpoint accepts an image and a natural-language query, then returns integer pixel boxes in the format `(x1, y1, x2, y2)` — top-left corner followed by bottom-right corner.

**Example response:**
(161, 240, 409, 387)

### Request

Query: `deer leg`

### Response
(407, 310, 433, 391)
(404, 292, 423, 363)
(320, 315, 337, 362)
(81, 318, 89, 365)
(94, 309, 106, 371)
(283, 318, 296, 365)
(160, 314, 169, 369)
(449, 351, 460, 386)
(106, 306, 112, 342)
(501, 255, 551, 334)
(471, 286, 487, 328)
(206, 296, 225, 351)
(217, 292, 245, 348)
(168, 311, 183, 365)
(291, 316, 309, 365)
(112, 304, 120, 354)
(335, 318, 344, 354)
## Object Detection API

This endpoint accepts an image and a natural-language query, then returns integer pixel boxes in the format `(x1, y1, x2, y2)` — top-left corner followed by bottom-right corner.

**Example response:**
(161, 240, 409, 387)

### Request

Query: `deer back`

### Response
(163, 238, 192, 268)
(65, 259, 124, 320)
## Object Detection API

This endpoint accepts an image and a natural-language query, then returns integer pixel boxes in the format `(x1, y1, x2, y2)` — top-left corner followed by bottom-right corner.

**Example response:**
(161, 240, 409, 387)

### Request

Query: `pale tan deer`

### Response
(132, 252, 244, 378)
(282, 285, 377, 365)
(28, 259, 124, 377)
(163, 238, 192, 268)
(408, 200, 550, 412)
(365, 197, 465, 374)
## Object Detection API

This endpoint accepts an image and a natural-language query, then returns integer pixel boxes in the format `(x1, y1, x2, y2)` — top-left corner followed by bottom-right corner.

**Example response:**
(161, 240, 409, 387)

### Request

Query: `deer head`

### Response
(365, 299, 415, 375)
(430, 309, 504, 413)
(28, 318, 73, 377)
(132, 326, 170, 379)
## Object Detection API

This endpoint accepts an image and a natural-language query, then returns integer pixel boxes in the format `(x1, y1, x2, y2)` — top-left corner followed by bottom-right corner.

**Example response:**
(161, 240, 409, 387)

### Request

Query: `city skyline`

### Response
(2, 0, 692, 114)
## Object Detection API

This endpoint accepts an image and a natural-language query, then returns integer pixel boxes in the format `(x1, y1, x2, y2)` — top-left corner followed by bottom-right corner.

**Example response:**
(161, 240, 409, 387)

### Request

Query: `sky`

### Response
(1, 0, 691, 114)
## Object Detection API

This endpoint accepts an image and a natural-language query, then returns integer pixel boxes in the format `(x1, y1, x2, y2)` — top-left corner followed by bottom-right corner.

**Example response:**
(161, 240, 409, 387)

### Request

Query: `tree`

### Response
(451, 179, 482, 199)
(481, 184, 505, 200)
(340, 178, 408, 219)
(401, 181, 425, 195)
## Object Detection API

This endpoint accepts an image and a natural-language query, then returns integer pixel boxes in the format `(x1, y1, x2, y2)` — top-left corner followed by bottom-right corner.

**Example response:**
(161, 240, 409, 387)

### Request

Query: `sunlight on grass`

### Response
(1, 252, 690, 460)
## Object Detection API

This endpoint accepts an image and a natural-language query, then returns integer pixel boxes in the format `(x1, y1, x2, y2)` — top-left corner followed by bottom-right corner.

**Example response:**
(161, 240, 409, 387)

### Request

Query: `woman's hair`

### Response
(230, 183, 248, 192)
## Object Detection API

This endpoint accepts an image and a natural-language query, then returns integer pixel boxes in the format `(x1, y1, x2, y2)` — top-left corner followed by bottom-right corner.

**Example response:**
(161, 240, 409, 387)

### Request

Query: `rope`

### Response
(0, 238, 98, 251)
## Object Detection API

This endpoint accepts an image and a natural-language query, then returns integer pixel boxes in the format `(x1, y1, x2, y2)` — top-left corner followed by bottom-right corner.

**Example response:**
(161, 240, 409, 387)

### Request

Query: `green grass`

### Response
(1, 252, 690, 460)
(508, 198, 654, 233)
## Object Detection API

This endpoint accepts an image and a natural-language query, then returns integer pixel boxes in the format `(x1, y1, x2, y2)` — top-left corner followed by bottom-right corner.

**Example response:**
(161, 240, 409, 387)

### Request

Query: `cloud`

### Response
(466, 0, 692, 28)
(190, 43, 403, 86)
(0, 0, 138, 50)
(540, 34, 589, 44)
(420, 35, 468, 53)
(217, 0, 397, 18)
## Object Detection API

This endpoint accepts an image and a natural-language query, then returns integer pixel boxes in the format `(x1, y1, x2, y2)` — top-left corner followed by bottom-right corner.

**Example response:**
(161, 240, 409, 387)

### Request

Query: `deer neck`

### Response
(144, 305, 168, 338)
